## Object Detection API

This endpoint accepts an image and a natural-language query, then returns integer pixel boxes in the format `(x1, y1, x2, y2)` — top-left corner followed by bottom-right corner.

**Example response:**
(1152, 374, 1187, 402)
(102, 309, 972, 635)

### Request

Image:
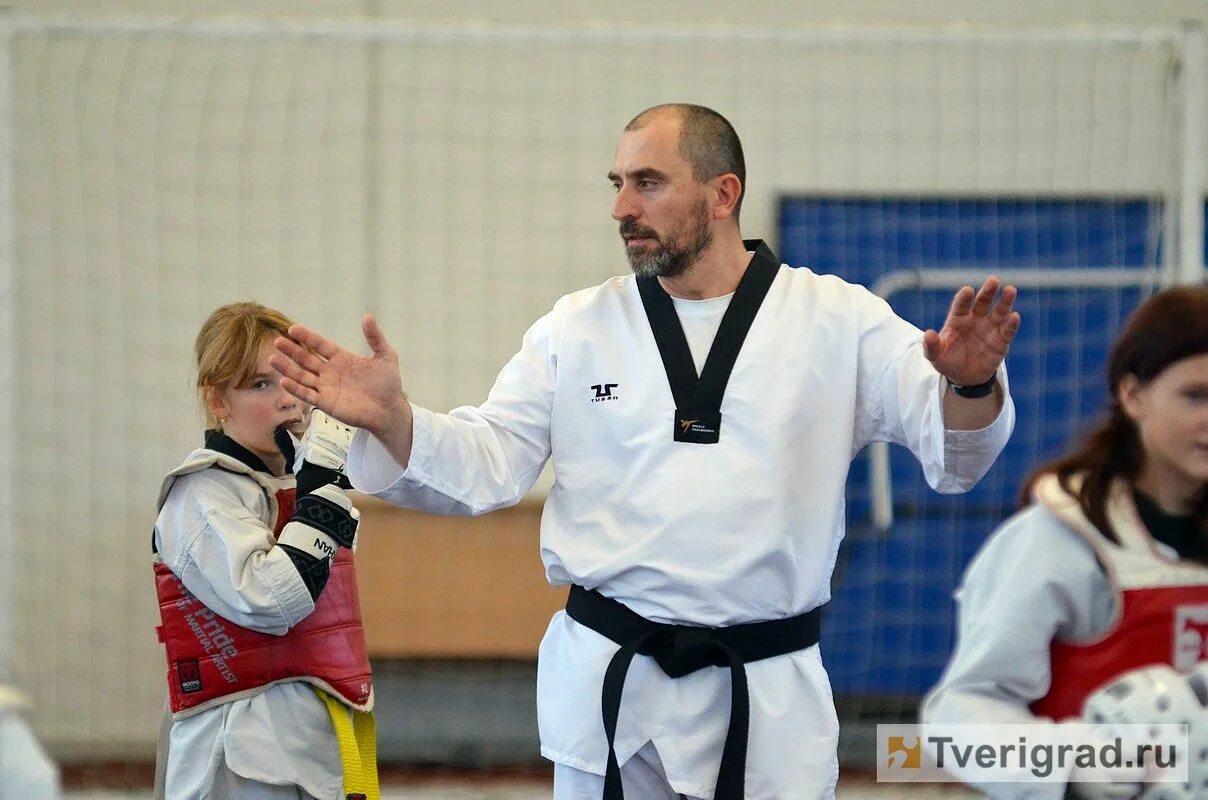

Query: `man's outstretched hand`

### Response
(923, 277, 1021, 386)
(270, 314, 410, 445)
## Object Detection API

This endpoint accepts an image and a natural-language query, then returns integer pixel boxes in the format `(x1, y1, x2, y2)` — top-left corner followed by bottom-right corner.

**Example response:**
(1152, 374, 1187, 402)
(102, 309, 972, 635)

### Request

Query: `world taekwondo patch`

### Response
(675, 410, 722, 444)
(177, 658, 203, 694)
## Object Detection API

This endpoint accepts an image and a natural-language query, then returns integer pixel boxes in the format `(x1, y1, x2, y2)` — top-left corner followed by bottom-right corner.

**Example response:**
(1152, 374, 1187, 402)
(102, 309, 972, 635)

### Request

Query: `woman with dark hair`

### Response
(923, 285, 1208, 800)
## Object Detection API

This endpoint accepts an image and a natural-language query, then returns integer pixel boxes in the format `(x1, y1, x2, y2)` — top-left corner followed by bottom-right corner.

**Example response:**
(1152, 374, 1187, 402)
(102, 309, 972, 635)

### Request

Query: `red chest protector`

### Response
(154, 454, 373, 719)
(1029, 474, 1208, 720)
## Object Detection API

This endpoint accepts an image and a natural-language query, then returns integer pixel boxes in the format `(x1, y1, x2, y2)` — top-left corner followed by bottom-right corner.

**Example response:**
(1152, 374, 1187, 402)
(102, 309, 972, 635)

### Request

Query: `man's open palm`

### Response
(270, 314, 406, 437)
(923, 277, 1021, 386)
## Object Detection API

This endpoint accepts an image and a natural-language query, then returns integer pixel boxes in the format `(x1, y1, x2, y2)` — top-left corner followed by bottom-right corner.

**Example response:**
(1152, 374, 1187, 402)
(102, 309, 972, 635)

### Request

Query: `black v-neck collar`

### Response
(203, 429, 282, 477)
(636, 239, 780, 444)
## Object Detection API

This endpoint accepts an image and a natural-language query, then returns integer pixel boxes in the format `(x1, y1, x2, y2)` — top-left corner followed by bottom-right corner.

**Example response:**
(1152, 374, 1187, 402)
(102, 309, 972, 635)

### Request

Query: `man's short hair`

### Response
(626, 103, 747, 221)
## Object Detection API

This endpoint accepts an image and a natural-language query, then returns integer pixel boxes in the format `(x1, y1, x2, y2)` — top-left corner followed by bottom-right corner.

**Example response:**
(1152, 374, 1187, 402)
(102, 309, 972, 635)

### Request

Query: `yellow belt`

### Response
(315, 688, 379, 800)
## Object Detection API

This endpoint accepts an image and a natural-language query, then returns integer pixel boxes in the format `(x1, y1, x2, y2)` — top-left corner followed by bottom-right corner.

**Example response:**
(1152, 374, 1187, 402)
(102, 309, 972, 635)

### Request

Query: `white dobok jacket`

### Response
(923, 476, 1208, 800)
(349, 259, 1015, 799)
(154, 447, 342, 800)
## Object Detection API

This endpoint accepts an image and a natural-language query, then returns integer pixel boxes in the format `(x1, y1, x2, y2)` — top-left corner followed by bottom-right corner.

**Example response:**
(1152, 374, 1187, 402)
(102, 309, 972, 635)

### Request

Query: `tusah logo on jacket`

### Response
(590, 383, 619, 402)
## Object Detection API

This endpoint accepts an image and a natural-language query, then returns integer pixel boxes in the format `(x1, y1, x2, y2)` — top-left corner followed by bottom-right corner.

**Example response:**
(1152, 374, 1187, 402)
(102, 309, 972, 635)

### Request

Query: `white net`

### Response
(1, 14, 1194, 769)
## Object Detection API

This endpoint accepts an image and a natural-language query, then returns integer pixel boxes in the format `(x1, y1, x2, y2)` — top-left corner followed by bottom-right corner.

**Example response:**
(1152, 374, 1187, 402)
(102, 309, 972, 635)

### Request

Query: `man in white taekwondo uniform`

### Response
(272, 103, 1021, 800)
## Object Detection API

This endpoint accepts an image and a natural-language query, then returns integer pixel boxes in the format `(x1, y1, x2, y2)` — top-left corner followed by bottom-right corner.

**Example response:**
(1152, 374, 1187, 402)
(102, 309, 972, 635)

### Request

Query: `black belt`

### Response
(565, 585, 822, 800)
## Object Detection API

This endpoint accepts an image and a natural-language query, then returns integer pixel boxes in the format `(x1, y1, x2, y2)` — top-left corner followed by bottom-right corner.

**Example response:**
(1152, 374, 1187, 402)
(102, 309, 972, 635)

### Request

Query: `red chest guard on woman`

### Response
(1029, 475, 1208, 720)
(154, 454, 373, 719)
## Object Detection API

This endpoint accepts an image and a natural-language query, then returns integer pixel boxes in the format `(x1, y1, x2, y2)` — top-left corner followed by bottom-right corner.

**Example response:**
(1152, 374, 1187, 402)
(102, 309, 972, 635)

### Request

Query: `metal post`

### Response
(868, 267, 1161, 532)
(1179, 22, 1207, 285)
(0, 8, 15, 674)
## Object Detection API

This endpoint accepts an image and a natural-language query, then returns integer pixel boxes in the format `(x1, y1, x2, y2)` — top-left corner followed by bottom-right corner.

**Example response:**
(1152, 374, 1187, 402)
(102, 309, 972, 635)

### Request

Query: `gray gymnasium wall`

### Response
(2, 0, 1203, 760)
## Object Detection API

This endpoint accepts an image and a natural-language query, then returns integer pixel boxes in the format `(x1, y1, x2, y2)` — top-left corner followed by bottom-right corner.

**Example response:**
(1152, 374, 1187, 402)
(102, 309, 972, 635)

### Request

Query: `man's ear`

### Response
(711, 173, 743, 220)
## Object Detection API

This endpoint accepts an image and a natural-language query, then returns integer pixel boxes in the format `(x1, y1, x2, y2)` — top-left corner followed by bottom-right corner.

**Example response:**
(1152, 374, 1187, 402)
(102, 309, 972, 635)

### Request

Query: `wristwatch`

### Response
(948, 374, 998, 399)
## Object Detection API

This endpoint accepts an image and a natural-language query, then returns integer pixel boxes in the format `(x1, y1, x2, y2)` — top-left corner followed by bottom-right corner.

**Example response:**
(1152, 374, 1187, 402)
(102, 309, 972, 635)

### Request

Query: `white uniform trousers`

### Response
(554, 741, 702, 800)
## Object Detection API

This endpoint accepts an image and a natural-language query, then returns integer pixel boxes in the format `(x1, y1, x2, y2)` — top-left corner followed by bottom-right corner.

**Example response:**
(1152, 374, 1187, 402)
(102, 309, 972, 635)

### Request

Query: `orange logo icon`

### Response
(680, 419, 697, 433)
(887, 736, 921, 769)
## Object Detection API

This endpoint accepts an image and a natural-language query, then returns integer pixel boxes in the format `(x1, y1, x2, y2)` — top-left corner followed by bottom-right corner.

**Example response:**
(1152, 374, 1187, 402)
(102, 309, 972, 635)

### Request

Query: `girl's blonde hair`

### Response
(194, 302, 295, 430)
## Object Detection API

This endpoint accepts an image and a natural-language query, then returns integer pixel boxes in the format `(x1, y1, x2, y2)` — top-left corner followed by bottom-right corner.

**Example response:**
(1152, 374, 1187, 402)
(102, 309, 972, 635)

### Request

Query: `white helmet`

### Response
(1082, 662, 1208, 799)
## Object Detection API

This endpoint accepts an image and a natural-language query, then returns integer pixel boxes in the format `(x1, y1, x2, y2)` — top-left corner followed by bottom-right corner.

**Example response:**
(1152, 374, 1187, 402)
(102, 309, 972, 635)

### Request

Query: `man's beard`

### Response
(621, 201, 713, 279)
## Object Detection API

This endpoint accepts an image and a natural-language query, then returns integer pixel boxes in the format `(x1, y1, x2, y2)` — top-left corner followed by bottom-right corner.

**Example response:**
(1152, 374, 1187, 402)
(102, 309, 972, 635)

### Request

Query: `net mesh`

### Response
(1, 15, 1189, 769)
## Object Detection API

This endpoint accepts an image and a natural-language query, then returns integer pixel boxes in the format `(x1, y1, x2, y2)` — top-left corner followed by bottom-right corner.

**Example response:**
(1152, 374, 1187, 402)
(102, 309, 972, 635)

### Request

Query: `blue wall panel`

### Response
(776, 196, 1159, 695)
